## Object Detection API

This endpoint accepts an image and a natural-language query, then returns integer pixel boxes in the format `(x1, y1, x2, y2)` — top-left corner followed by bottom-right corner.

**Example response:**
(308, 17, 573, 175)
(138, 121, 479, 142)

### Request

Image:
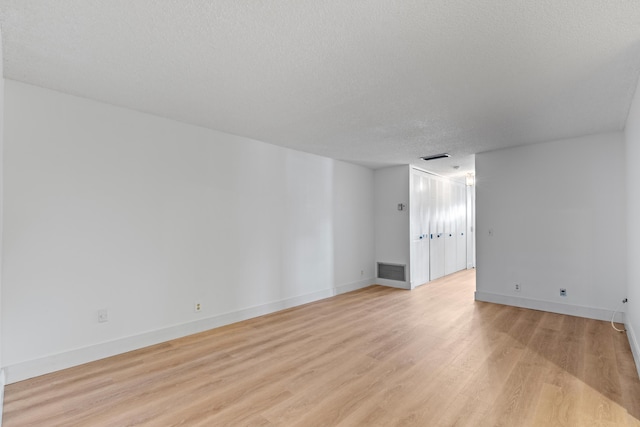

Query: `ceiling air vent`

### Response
(420, 153, 450, 161)
(377, 262, 406, 282)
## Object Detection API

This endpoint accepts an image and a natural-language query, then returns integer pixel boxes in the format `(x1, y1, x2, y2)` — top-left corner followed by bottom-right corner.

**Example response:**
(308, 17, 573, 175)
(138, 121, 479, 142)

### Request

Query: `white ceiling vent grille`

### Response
(377, 262, 406, 282)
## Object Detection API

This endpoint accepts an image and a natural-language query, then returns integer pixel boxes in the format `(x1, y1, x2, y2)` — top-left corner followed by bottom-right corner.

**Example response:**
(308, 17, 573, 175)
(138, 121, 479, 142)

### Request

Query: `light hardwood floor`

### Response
(4, 269, 640, 426)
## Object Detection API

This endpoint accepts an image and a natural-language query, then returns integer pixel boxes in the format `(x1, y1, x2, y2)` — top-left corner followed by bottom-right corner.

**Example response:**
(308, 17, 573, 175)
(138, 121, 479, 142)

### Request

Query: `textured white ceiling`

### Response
(2, 1, 640, 177)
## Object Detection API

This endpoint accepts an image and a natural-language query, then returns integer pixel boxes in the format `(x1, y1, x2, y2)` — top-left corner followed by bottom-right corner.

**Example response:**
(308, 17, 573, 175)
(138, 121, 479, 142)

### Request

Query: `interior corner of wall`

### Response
(626, 319, 640, 379)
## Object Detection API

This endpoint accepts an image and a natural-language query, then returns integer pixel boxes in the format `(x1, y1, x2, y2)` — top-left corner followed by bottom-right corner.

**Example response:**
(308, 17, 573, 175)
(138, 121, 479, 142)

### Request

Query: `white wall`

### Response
(374, 166, 410, 288)
(625, 74, 640, 374)
(476, 132, 627, 321)
(0, 23, 5, 421)
(1, 80, 375, 382)
(332, 161, 376, 293)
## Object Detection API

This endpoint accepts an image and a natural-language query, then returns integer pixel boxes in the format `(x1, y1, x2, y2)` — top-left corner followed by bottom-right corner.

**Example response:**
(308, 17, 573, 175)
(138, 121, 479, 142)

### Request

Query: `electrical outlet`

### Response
(98, 308, 108, 323)
(361, 270, 364, 276)
(514, 283, 521, 292)
(194, 302, 202, 312)
(560, 288, 567, 297)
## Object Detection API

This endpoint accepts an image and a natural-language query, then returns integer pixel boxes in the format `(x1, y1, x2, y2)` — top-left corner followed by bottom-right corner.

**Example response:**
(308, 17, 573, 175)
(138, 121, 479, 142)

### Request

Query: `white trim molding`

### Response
(474, 291, 625, 323)
(0, 369, 5, 426)
(334, 278, 375, 295)
(376, 278, 410, 290)
(5, 282, 374, 385)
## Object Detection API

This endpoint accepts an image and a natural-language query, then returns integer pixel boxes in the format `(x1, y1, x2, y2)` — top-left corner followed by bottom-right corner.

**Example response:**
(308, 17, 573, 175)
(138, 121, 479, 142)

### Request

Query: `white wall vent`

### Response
(377, 262, 406, 282)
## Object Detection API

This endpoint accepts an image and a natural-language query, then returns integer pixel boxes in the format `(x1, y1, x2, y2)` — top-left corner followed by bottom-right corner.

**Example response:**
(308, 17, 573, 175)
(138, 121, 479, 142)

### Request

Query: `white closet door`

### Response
(430, 177, 445, 280)
(455, 183, 467, 272)
(410, 171, 430, 287)
(443, 180, 457, 275)
(420, 175, 430, 283)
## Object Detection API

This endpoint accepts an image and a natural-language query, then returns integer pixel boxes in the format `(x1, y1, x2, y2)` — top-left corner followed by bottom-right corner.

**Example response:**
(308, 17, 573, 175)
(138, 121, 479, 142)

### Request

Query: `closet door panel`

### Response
(429, 177, 445, 280)
(444, 224, 457, 275)
(455, 184, 467, 272)
(410, 171, 430, 286)
(421, 176, 431, 282)
(442, 179, 455, 275)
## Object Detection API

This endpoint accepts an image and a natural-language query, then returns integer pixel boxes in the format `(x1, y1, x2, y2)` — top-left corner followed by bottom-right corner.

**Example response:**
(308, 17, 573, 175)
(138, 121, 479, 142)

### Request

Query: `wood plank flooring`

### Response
(4, 269, 640, 426)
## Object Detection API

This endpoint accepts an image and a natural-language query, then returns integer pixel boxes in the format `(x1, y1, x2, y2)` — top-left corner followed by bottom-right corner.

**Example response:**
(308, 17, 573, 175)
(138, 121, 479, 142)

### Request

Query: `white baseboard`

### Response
(5, 283, 373, 385)
(626, 320, 640, 379)
(376, 278, 410, 290)
(334, 278, 375, 295)
(474, 291, 624, 323)
(0, 369, 5, 426)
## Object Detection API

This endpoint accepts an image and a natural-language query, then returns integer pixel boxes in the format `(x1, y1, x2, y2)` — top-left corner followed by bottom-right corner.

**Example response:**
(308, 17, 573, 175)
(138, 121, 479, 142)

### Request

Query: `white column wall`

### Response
(332, 161, 376, 293)
(374, 166, 410, 289)
(1, 80, 375, 382)
(476, 132, 627, 322)
(624, 73, 640, 375)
